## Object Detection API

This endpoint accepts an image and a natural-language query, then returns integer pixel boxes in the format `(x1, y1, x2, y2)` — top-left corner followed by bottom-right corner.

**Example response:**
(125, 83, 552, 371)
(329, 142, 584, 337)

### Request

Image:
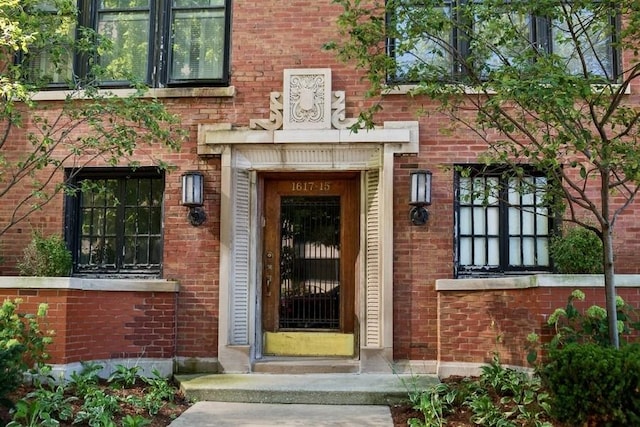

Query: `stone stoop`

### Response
(251, 358, 360, 374)
(174, 373, 439, 406)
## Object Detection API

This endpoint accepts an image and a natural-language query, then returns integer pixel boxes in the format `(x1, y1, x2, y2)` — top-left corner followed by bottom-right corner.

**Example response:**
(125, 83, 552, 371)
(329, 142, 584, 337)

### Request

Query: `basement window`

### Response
(65, 168, 164, 277)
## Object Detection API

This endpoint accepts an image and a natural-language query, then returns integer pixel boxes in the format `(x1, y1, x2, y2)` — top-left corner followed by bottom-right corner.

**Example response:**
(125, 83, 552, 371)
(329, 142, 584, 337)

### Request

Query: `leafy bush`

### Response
(407, 356, 552, 427)
(7, 384, 76, 427)
(549, 226, 603, 274)
(0, 299, 51, 409)
(542, 342, 640, 426)
(142, 369, 176, 415)
(17, 231, 72, 277)
(408, 382, 456, 427)
(108, 364, 141, 389)
(545, 289, 640, 349)
(69, 361, 104, 397)
(74, 388, 121, 427)
(7, 363, 182, 426)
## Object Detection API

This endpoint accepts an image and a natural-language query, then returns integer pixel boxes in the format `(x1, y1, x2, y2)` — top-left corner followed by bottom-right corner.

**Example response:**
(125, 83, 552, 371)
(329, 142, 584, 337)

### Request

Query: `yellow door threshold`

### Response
(263, 332, 354, 357)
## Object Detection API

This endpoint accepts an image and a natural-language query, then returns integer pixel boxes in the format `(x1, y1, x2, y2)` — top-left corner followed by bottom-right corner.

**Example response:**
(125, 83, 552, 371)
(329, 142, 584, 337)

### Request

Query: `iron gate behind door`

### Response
(279, 196, 340, 329)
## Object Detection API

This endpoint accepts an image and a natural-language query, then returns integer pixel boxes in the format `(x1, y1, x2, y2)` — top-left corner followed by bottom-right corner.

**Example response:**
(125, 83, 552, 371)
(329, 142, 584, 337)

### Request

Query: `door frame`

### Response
(260, 172, 359, 356)
(207, 126, 418, 373)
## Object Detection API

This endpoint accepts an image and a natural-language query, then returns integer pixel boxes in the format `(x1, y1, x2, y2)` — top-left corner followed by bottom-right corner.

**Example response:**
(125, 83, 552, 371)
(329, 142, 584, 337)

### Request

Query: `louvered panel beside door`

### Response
(229, 168, 251, 345)
(364, 169, 381, 347)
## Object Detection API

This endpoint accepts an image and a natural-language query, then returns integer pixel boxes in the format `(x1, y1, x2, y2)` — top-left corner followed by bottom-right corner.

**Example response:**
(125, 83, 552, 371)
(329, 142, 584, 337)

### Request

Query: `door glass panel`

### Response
(279, 196, 340, 330)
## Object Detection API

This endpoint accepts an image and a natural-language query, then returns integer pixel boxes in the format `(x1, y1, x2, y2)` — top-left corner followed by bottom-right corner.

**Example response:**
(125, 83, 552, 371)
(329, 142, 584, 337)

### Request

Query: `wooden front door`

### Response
(262, 173, 358, 356)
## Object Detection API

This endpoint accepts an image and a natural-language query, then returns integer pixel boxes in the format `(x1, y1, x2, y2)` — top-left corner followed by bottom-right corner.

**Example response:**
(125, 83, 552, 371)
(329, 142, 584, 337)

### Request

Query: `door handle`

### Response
(265, 251, 273, 296)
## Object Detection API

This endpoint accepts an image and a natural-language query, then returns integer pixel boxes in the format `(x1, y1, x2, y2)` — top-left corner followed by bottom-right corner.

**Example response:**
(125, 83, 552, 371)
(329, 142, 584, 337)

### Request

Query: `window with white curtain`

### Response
(455, 166, 552, 277)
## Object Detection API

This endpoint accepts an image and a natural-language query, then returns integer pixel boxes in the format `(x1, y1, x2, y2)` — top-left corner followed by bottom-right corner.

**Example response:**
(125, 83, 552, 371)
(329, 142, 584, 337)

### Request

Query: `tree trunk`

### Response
(602, 224, 619, 348)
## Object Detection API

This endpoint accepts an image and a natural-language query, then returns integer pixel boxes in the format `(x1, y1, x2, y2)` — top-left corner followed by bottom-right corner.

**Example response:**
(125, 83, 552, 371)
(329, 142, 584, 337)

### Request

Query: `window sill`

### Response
(383, 83, 631, 96)
(31, 86, 236, 101)
(0, 276, 179, 292)
(436, 273, 640, 291)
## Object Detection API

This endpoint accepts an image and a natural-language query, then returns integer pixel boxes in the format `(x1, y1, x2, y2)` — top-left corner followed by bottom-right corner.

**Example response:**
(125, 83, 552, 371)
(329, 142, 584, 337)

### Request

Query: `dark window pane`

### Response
(104, 207, 118, 234)
(124, 236, 135, 264)
(173, 0, 225, 7)
(151, 181, 163, 206)
(137, 239, 149, 264)
(150, 207, 162, 232)
(125, 179, 138, 205)
(138, 179, 151, 206)
(72, 170, 163, 274)
(27, 23, 75, 84)
(98, 179, 119, 206)
(138, 207, 150, 233)
(393, 5, 453, 81)
(101, 0, 150, 9)
(92, 236, 116, 265)
(91, 209, 103, 235)
(80, 208, 92, 235)
(171, 10, 225, 80)
(125, 207, 138, 235)
(80, 238, 92, 264)
(149, 237, 162, 264)
(551, 9, 613, 77)
(91, 187, 104, 207)
(35, 0, 229, 88)
(98, 11, 150, 81)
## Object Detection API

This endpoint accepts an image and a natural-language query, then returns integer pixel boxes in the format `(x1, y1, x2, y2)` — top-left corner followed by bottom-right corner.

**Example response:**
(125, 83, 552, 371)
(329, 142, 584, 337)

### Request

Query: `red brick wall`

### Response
(0, 289, 176, 365)
(438, 286, 640, 367)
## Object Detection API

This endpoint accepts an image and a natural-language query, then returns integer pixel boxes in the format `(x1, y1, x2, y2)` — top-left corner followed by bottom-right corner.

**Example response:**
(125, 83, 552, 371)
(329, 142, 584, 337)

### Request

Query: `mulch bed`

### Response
(0, 381, 191, 427)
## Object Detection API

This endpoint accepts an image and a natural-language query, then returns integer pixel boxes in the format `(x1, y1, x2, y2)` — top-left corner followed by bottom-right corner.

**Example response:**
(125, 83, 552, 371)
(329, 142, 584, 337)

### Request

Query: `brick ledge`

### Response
(0, 276, 179, 292)
(436, 274, 640, 291)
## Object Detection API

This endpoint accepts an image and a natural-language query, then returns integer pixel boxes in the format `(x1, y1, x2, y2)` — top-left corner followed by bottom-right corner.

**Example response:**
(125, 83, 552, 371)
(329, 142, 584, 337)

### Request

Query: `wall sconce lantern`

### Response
(409, 170, 432, 226)
(181, 171, 206, 226)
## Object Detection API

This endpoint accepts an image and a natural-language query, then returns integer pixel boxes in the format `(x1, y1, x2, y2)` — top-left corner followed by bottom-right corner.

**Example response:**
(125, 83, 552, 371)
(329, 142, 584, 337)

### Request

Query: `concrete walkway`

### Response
(168, 402, 394, 426)
(169, 373, 438, 426)
(175, 373, 437, 404)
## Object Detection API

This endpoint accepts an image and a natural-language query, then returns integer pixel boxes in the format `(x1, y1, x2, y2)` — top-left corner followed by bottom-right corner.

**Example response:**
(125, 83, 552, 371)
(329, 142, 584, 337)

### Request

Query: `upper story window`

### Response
(65, 168, 164, 277)
(454, 166, 553, 278)
(389, 1, 619, 83)
(28, 0, 231, 88)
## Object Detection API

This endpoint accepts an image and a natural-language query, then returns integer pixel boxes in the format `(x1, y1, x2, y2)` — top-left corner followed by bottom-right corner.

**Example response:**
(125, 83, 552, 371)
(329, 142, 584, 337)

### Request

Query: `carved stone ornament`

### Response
(249, 69, 359, 131)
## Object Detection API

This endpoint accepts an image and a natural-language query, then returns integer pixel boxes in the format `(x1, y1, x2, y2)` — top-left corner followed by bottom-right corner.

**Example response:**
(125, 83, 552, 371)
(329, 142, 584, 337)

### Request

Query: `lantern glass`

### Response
(410, 170, 432, 206)
(182, 172, 204, 207)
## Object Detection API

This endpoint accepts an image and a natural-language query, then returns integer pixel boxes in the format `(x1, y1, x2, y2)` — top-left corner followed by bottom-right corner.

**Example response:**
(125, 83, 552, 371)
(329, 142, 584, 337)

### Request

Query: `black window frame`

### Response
(32, 0, 232, 89)
(64, 167, 165, 277)
(387, 0, 620, 83)
(454, 165, 554, 278)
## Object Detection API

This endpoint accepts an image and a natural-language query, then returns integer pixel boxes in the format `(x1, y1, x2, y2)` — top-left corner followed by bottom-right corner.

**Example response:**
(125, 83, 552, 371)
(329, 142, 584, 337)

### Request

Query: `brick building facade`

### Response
(1, 0, 640, 378)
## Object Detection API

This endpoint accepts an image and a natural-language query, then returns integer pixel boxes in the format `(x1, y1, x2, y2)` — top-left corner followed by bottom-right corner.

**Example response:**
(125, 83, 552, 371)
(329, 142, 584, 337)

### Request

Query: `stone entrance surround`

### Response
(198, 69, 419, 373)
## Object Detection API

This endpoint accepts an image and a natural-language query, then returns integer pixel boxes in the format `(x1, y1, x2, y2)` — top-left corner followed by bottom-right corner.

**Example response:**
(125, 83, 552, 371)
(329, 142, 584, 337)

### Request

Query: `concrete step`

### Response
(251, 357, 360, 374)
(175, 373, 439, 405)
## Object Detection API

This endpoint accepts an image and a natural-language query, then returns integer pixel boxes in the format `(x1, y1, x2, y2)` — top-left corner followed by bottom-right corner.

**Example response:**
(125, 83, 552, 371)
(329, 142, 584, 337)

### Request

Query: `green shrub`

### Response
(549, 226, 603, 274)
(545, 289, 640, 349)
(541, 342, 640, 426)
(408, 382, 456, 427)
(0, 299, 51, 409)
(7, 383, 76, 427)
(17, 231, 72, 277)
(69, 361, 103, 397)
(108, 364, 141, 389)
